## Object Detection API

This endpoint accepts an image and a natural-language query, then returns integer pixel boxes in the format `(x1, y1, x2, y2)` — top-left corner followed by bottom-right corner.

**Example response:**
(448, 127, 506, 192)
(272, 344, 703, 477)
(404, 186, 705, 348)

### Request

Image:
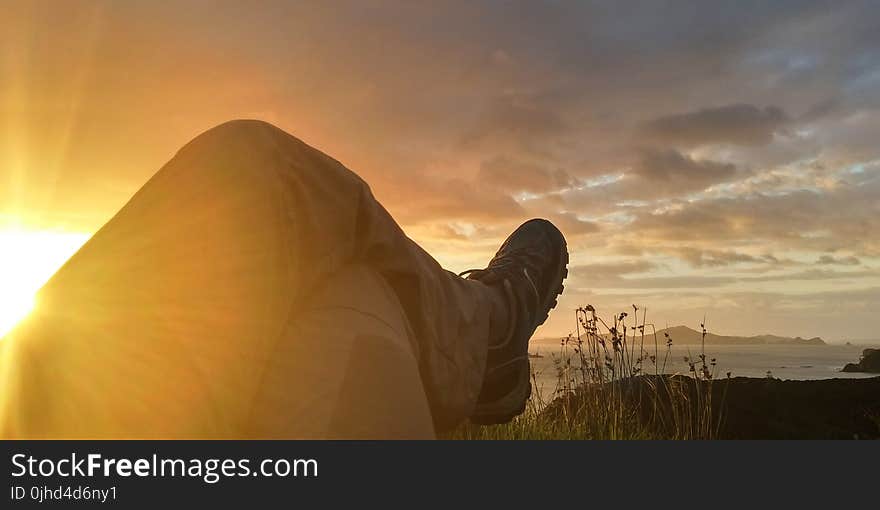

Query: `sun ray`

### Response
(45, 4, 107, 199)
(0, 228, 91, 339)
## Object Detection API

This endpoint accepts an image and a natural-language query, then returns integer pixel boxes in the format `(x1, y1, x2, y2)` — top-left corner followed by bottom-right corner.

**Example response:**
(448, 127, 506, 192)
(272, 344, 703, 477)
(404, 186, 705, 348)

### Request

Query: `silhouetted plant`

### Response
(447, 305, 730, 440)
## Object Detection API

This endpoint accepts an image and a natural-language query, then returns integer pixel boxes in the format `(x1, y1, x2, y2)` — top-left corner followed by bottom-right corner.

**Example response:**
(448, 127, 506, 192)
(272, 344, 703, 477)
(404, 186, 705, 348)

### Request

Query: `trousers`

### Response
(0, 120, 503, 438)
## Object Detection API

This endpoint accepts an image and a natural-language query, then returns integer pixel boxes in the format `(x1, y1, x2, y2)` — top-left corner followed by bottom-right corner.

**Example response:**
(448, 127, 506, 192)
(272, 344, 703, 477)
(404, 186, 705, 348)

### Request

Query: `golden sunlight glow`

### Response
(0, 229, 91, 339)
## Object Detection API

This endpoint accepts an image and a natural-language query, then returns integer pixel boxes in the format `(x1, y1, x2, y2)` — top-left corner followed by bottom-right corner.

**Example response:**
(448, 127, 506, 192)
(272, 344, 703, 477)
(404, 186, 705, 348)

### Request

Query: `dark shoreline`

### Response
(714, 376, 880, 439)
(545, 375, 880, 439)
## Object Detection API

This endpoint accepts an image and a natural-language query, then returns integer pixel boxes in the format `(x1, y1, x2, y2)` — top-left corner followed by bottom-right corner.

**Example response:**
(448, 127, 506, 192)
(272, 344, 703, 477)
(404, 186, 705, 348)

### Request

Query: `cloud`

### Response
(640, 104, 789, 147)
(631, 149, 743, 191)
(478, 156, 577, 193)
(571, 266, 877, 290)
(5, 0, 880, 340)
(389, 175, 525, 225)
(627, 167, 880, 255)
(816, 254, 861, 266)
(460, 95, 570, 155)
(568, 260, 658, 288)
(746, 268, 877, 282)
(555, 149, 745, 212)
(671, 247, 781, 268)
(548, 212, 600, 236)
(571, 260, 656, 278)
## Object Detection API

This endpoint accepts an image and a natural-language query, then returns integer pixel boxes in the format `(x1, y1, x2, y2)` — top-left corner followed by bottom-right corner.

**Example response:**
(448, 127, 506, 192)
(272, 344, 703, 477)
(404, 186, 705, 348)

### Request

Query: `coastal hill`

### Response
(535, 325, 826, 345)
(656, 325, 827, 345)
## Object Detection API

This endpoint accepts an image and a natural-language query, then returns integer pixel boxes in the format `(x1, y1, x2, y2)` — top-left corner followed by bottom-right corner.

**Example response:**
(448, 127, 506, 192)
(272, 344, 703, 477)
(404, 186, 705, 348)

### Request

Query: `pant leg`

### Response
(246, 263, 434, 439)
(0, 119, 492, 437)
(161, 120, 497, 430)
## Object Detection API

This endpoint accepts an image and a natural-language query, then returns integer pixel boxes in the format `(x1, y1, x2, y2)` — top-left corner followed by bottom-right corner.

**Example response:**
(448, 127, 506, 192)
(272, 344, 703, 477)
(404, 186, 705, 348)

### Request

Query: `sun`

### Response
(0, 229, 91, 339)
(0, 293, 35, 341)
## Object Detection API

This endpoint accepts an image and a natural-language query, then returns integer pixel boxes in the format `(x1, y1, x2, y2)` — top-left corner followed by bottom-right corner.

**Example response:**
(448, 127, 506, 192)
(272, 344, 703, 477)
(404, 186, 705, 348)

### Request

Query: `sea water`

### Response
(527, 342, 878, 402)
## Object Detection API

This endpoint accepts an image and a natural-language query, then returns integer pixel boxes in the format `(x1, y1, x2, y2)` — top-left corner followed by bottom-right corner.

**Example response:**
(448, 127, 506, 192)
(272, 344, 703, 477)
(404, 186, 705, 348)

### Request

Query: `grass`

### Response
(445, 304, 730, 440)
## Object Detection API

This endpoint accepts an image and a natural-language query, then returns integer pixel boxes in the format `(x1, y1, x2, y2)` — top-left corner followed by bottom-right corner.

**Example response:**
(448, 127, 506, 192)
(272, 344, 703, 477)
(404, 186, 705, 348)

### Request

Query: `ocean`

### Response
(527, 342, 878, 402)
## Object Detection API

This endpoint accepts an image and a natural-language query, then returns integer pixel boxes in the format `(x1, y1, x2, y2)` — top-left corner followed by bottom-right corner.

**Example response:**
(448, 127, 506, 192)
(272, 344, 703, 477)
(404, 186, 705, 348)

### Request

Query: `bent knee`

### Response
(184, 119, 285, 152)
(176, 119, 335, 171)
(207, 118, 280, 136)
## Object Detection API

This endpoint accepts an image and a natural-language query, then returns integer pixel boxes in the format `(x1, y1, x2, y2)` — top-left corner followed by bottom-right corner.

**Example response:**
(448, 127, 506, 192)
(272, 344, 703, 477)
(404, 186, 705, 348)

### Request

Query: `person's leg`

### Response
(246, 263, 434, 439)
(0, 120, 501, 437)
(153, 120, 516, 431)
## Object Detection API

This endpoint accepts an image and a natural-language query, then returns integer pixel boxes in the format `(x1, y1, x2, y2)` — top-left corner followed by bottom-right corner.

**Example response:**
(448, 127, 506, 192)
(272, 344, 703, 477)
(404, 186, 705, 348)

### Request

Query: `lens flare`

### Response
(0, 229, 91, 339)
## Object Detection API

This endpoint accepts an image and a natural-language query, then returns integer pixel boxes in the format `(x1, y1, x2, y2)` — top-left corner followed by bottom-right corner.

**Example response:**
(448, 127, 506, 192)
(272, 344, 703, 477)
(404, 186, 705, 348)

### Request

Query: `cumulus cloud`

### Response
(460, 96, 571, 155)
(548, 212, 600, 236)
(571, 260, 656, 278)
(672, 247, 781, 268)
(478, 156, 577, 193)
(816, 255, 861, 266)
(640, 104, 790, 147)
(569, 260, 658, 288)
(389, 175, 526, 225)
(554, 149, 745, 213)
(631, 149, 743, 191)
(628, 172, 880, 255)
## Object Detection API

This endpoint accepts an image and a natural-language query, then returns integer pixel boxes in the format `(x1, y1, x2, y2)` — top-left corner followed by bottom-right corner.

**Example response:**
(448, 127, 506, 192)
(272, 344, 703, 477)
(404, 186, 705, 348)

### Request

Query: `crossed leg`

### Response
(247, 263, 435, 439)
(0, 120, 501, 438)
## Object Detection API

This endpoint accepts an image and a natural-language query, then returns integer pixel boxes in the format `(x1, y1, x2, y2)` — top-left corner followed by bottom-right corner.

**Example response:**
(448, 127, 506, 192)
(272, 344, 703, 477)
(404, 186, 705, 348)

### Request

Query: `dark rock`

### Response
(544, 375, 880, 439)
(841, 348, 880, 373)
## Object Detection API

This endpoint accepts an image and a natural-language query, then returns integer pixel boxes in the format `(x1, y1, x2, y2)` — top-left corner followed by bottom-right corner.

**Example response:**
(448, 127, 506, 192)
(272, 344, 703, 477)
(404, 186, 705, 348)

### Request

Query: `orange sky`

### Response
(2, 1, 879, 340)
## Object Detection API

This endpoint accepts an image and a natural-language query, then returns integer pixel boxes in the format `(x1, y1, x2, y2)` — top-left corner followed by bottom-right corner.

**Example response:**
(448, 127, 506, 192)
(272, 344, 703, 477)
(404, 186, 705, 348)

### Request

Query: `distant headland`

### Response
(536, 325, 827, 345)
(652, 325, 827, 346)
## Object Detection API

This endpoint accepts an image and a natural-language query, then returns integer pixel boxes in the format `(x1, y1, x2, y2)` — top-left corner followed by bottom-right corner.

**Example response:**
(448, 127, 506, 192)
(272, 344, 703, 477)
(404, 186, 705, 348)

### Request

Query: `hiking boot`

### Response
(460, 218, 568, 424)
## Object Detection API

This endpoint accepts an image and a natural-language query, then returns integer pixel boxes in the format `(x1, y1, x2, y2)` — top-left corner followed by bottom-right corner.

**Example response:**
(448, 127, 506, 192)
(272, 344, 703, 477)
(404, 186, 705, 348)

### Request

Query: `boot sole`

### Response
(535, 221, 569, 327)
(471, 220, 568, 425)
(469, 359, 532, 425)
